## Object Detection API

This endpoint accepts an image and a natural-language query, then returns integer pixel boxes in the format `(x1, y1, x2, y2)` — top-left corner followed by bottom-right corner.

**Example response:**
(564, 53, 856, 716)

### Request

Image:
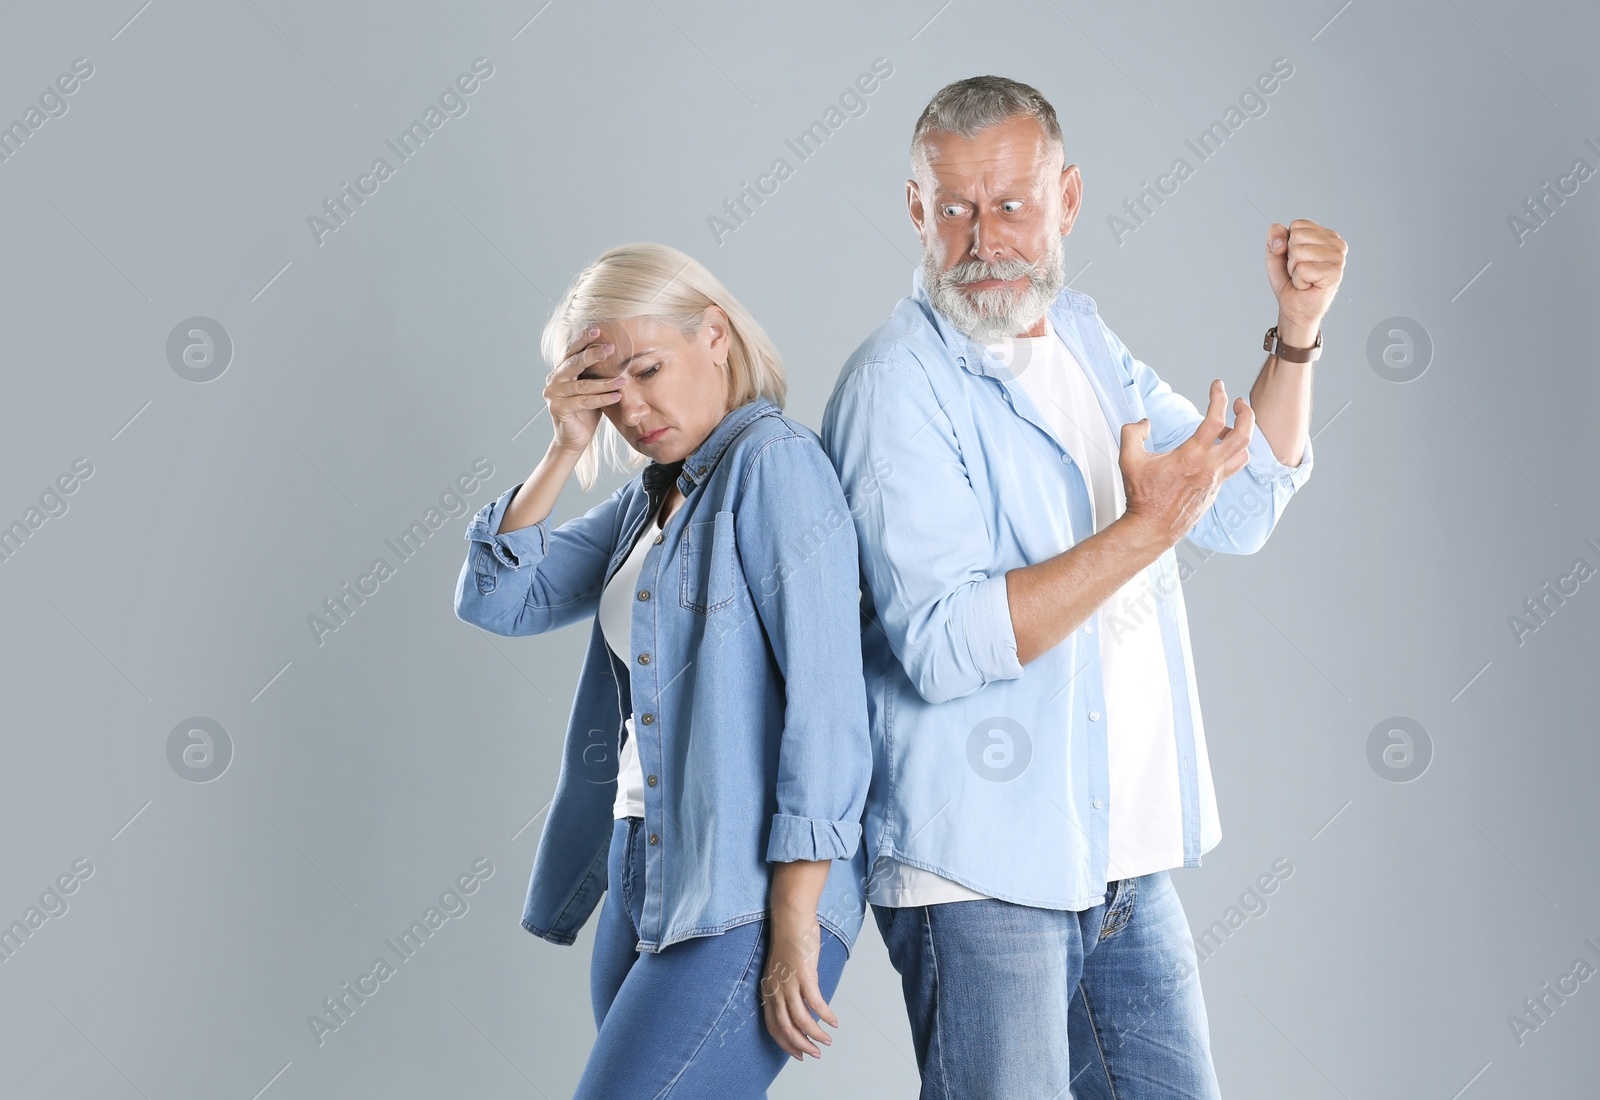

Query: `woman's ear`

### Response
(703, 305, 732, 365)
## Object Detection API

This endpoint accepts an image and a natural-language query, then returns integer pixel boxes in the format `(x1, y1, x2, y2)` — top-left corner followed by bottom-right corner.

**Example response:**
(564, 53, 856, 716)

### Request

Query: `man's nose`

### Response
(970, 208, 1008, 263)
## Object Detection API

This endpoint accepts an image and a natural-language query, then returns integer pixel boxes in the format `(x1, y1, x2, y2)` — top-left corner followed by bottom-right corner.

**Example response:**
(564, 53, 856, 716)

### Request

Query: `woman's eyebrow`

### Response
(579, 347, 659, 378)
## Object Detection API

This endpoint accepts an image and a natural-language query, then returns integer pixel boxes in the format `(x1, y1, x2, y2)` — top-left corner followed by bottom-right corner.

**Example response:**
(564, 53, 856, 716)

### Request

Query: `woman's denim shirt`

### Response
(454, 397, 873, 953)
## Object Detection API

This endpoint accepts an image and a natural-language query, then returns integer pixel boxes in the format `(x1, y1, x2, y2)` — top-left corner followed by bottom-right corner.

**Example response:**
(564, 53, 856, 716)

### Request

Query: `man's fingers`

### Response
(1119, 417, 1151, 459)
(1199, 379, 1228, 433)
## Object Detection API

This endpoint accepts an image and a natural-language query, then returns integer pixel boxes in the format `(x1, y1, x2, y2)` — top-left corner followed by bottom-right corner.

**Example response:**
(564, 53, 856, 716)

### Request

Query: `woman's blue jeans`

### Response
(872, 870, 1222, 1100)
(574, 816, 848, 1099)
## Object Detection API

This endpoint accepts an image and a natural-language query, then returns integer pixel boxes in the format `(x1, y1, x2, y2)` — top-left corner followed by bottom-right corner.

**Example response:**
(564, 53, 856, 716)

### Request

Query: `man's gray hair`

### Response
(909, 75, 1064, 178)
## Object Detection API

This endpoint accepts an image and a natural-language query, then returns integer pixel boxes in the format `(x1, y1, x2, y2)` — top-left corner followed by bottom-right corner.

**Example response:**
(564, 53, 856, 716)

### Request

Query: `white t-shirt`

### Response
(866, 320, 1183, 907)
(597, 515, 661, 819)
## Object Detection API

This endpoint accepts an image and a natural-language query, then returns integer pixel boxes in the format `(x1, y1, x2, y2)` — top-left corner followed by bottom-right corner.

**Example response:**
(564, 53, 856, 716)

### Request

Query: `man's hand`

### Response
(1266, 218, 1347, 343)
(1118, 380, 1255, 553)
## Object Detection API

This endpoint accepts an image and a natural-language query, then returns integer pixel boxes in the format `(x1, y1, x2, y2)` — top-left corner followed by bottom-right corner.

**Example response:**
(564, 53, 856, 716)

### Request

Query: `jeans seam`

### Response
(1075, 980, 1122, 1100)
(921, 906, 953, 1100)
(653, 923, 769, 1100)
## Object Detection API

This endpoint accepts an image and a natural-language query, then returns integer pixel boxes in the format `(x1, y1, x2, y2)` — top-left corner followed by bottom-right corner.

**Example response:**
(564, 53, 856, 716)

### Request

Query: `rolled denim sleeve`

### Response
(732, 433, 871, 864)
(1101, 321, 1313, 555)
(821, 356, 1025, 705)
(467, 483, 550, 568)
(453, 481, 623, 636)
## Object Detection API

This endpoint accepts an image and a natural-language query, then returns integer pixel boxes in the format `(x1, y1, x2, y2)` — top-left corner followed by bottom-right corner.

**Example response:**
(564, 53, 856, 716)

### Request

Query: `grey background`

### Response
(1, 0, 1596, 1096)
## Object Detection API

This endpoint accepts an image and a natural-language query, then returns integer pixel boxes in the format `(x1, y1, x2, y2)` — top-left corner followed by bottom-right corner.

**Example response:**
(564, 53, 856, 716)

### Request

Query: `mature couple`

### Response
(454, 75, 1345, 1100)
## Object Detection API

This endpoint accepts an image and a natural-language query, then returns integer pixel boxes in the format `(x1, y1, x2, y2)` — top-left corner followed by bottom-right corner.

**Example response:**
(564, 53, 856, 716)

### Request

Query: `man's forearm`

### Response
(1249, 312, 1318, 469)
(1005, 516, 1167, 666)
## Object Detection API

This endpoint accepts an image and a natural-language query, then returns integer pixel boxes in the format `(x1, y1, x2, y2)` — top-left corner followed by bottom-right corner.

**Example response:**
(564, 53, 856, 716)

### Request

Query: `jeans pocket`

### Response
(1099, 875, 1140, 940)
(679, 509, 738, 614)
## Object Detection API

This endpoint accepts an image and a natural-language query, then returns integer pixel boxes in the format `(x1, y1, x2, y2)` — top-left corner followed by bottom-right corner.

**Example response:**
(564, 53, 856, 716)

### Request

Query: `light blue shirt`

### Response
(819, 267, 1314, 911)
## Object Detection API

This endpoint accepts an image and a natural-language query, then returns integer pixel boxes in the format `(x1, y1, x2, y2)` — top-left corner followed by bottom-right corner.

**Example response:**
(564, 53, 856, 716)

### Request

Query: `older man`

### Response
(819, 76, 1345, 1097)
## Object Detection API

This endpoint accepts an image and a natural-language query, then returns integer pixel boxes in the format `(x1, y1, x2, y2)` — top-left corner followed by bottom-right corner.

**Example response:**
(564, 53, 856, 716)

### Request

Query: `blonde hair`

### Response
(539, 242, 788, 490)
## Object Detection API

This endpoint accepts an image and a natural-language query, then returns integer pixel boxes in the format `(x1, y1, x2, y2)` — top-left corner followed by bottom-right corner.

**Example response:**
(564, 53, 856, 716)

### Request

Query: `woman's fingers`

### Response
(760, 956, 835, 1059)
(764, 981, 814, 1060)
(557, 328, 613, 378)
(801, 974, 840, 1029)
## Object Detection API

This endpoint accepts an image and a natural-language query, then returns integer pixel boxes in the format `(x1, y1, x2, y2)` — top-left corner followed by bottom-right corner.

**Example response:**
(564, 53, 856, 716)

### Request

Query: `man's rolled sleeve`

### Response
(1242, 416, 1314, 491)
(1101, 320, 1313, 556)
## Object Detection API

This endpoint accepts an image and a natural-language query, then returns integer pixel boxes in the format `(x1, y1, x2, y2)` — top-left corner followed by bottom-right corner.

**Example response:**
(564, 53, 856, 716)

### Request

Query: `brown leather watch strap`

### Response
(1263, 325, 1322, 362)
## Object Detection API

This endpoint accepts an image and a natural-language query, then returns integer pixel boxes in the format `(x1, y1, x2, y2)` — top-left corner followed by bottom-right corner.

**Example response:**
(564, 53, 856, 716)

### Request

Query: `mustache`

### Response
(938, 256, 1045, 288)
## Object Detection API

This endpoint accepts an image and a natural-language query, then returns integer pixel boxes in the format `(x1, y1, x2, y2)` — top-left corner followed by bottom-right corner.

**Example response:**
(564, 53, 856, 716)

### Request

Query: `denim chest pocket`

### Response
(680, 509, 738, 614)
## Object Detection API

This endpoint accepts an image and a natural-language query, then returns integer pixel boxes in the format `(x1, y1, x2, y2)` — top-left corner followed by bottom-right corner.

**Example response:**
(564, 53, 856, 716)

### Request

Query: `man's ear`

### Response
(906, 177, 926, 237)
(1058, 164, 1083, 236)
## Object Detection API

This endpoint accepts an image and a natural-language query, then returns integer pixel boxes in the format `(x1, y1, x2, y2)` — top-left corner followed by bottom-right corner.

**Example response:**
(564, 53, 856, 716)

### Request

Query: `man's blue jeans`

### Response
(575, 816, 849, 1099)
(872, 870, 1221, 1099)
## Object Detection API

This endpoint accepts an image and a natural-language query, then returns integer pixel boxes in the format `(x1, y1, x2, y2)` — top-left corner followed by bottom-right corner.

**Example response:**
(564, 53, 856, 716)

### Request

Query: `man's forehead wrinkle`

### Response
(924, 142, 1054, 197)
(930, 160, 1049, 200)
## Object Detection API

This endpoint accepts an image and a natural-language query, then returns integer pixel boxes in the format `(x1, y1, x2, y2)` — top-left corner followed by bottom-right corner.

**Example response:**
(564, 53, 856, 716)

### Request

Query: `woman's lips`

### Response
(637, 427, 668, 445)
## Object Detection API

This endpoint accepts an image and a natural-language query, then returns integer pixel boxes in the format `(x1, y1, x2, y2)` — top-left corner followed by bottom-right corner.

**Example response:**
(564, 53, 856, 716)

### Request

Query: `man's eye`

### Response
(1001, 201, 1023, 213)
(941, 205, 964, 217)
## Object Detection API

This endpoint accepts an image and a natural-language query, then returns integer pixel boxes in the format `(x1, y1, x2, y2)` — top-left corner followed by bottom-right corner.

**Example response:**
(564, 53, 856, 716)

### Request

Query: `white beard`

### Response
(923, 233, 1067, 342)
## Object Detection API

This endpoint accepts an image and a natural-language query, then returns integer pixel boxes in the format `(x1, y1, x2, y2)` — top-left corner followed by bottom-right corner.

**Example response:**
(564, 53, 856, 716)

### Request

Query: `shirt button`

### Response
(653, 533, 663, 544)
(640, 713, 654, 725)
(648, 832, 659, 845)
(647, 775, 657, 787)
(1089, 710, 1101, 722)
(1060, 453, 1071, 463)
(1093, 797, 1105, 809)
(638, 652, 650, 665)
(637, 589, 650, 601)
(1083, 622, 1095, 635)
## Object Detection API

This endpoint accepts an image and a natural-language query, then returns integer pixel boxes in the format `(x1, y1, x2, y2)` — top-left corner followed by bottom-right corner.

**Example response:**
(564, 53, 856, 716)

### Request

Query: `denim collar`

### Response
(640, 394, 781, 505)
(909, 258, 1098, 380)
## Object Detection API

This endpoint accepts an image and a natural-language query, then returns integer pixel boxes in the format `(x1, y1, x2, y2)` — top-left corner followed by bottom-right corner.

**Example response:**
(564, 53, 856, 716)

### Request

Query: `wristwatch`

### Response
(1263, 324, 1322, 363)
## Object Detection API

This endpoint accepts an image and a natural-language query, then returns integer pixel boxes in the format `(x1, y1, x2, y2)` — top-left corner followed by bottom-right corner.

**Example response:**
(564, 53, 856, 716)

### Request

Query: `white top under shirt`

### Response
(597, 515, 660, 819)
(866, 319, 1183, 907)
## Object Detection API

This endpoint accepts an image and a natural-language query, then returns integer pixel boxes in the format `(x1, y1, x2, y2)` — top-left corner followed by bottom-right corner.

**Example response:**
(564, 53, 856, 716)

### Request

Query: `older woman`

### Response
(454, 242, 872, 1097)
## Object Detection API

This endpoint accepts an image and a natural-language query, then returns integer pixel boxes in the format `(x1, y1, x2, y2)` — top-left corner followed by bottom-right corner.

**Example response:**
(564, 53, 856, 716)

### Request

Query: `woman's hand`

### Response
(760, 860, 838, 1060)
(544, 326, 626, 454)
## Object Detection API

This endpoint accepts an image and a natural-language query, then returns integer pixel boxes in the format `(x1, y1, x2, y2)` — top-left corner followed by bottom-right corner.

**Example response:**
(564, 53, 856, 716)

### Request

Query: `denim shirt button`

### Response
(640, 713, 654, 725)
(638, 652, 650, 665)
(637, 589, 650, 601)
(647, 774, 657, 787)
(648, 832, 659, 845)
(653, 533, 664, 544)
